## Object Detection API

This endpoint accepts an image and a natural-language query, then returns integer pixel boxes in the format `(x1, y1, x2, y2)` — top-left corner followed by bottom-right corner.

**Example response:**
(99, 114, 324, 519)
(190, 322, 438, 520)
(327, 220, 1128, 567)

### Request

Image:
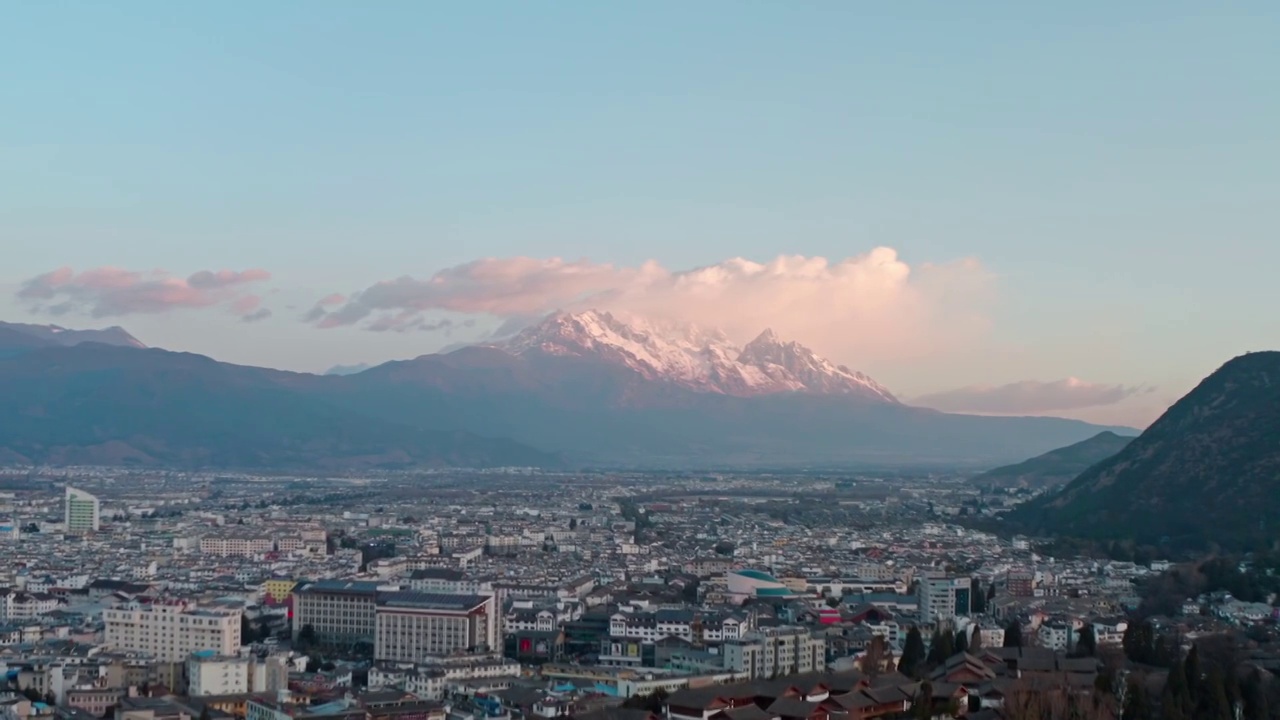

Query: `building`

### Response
(1006, 571, 1035, 598)
(917, 572, 972, 624)
(64, 486, 100, 534)
(104, 599, 241, 661)
(725, 569, 794, 605)
(292, 580, 382, 646)
(187, 652, 250, 696)
(406, 569, 488, 595)
(374, 592, 496, 662)
(199, 535, 275, 557)
(723, 626, 826, 679)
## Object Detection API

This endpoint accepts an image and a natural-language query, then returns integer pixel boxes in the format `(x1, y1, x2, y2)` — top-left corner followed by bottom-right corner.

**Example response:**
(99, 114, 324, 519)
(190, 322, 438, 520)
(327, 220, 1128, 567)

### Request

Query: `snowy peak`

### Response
(495, 310, 897, 402)
(738, 326, 897, 401)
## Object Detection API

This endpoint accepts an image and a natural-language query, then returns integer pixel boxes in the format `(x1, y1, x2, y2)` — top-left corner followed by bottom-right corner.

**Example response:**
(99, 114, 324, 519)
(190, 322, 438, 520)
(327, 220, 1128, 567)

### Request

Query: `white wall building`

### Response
(104, 600, 241, 661)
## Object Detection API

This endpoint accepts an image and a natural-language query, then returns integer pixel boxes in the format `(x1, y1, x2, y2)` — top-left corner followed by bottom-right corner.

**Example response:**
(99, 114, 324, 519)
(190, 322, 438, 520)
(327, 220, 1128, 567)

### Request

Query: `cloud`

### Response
(910, 378, 1152, 414)
(309, 248, 993, 366)
(240, 308, 273, 323)
(18, 266, 272, 318)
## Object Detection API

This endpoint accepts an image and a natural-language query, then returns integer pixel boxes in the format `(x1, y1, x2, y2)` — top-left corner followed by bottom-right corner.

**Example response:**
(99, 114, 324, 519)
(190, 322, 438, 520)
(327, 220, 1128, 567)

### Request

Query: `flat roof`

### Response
(376, 591, 489, 612)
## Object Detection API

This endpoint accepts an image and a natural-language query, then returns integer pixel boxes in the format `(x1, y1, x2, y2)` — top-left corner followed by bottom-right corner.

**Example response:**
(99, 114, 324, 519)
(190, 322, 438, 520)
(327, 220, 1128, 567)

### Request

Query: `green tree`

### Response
(1075, 624, 1097, 657)
(1121, 677, 1149, 720)
(926, 628, 955, 666)
(912, 681, 934, 720)
(1003, 621, 1023, 647)
(954, 627, 969, 655)
(970, 578, 986, 613)
(899, 626, 926, 678)
(199, 706, 212, 720)
(1165, 657, 1192, 717)
(297, 623, 318, 649)
(1195, 669, 1233, 720)
(1241, 669, 1270, 720)
(1184, 645, 1201, 707)
(969, 625, 984, 652)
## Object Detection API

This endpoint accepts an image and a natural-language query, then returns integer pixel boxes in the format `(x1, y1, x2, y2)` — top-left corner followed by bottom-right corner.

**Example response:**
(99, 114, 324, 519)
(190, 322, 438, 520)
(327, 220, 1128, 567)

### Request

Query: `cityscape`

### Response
(4, 3, 1279, 720)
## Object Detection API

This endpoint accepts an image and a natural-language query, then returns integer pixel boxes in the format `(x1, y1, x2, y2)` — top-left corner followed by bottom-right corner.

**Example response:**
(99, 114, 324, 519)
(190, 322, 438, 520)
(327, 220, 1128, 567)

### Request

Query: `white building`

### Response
(723, 626, 826, 679)
(187, 653, 250, 696)
(104, 600, 241, 661)
(917, 572, 972, 624)
(65, 486, 100, 534)
(374, 592, 497, 662)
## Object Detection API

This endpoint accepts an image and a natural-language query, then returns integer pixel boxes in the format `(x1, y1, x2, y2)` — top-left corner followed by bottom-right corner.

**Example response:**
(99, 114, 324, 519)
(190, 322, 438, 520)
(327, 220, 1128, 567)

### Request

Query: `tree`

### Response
(1241, 669, 1270, 720)
(298, 623, 318, 649)
(1003, 621, 1023, 647)
(241, 614, 258, 644)
(969, 625, 984, 652)
(899, 626, 926, 678)
(1195, 669, 1233, 720)
(622, 688, 668, 712)
(986, 582, 997, 603)
(1164, 657, 1192, 717)
(970, 578, 986, 613)
(199, 707, 212, 720)
(1121, 677, 1149, 720)
(912, 682, 934, 720)
(954, 627, 969, 655)
(1075, 624, 1097, 657)
(1184, 645, 1201, 707)
(861, 635, 890, 680)
(926, 628, 956, 666)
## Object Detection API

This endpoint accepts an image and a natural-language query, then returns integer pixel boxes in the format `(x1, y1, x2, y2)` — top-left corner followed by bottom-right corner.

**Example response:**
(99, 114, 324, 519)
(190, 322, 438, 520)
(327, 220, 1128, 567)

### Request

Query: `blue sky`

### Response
(2, 2, 1277, 426)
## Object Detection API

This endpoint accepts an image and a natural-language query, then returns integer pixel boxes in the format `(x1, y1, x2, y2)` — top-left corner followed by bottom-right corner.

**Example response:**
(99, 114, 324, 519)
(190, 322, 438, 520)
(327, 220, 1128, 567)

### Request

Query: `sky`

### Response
(2, 2, 1278, 428)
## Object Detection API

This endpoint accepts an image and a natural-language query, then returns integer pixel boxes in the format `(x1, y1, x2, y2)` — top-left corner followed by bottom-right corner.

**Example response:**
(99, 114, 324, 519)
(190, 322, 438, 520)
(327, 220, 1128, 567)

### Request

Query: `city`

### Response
(2, 467, 1277, 719)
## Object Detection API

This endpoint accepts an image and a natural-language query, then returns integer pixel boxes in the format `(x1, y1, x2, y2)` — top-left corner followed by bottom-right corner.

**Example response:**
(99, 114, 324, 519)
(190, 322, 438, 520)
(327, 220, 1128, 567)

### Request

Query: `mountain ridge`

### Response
(0, 314, 1134, 470)
(1007, 351, 1280, 550)
(969, 431, 1135, 490)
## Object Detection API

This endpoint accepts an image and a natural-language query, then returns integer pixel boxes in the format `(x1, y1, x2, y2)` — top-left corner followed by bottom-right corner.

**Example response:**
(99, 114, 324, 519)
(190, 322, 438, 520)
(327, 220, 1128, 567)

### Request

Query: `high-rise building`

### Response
(104, 600, 241, 661)
(917, 572, 972, 624)
(65, 486, 101, 534)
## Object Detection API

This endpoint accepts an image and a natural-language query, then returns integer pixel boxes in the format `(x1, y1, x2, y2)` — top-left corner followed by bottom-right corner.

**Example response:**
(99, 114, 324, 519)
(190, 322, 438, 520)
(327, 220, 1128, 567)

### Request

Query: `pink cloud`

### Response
(910, 378, 1153, 414)
(18, 266, 272, 319)
(308, 248, 994, 365)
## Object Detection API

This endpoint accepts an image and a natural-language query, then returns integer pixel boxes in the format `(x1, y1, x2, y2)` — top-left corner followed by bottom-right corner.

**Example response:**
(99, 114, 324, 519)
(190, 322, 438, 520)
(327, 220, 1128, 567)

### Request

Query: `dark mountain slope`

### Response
(0, 344, 555, 469)
(1008, 351, 1280, 550)
(970, 431, 1135, 490)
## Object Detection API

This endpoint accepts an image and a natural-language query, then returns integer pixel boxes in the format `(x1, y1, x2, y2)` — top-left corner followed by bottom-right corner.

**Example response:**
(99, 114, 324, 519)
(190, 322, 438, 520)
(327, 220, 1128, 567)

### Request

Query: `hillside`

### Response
(1008, 351, 1280, 550)
(0, 344, 555, 470)
(969, 431, 1134, 490)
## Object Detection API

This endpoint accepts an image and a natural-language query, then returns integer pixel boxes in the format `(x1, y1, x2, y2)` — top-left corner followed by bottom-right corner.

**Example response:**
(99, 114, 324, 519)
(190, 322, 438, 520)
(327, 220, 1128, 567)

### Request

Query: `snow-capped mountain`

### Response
(493, 310, 897, 402)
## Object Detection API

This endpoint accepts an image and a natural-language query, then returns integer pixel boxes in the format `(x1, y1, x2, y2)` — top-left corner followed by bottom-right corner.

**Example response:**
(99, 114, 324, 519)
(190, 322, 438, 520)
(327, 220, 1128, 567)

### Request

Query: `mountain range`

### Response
(0, 311, 1130, 470)
(1007, 351, 1280, 551)
(969, 431, 1135, 490)
(0, 321, 145, 354)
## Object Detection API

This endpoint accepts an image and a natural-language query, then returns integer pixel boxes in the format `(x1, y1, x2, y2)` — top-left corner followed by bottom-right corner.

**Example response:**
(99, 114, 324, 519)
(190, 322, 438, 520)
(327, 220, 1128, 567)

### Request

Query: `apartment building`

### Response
(187, 652, 250, 696)
(374, 592, 496, 662)
(407, 568, 489, 596)
(0, 590, 60, 621)
(723, 626, 826, 679)
(199, 536, 274, 557)
(917, 572, 973, 624)
(607, 608, 747, 643)
(65, 486, 100, 534)
(104, 600, 241, 662)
